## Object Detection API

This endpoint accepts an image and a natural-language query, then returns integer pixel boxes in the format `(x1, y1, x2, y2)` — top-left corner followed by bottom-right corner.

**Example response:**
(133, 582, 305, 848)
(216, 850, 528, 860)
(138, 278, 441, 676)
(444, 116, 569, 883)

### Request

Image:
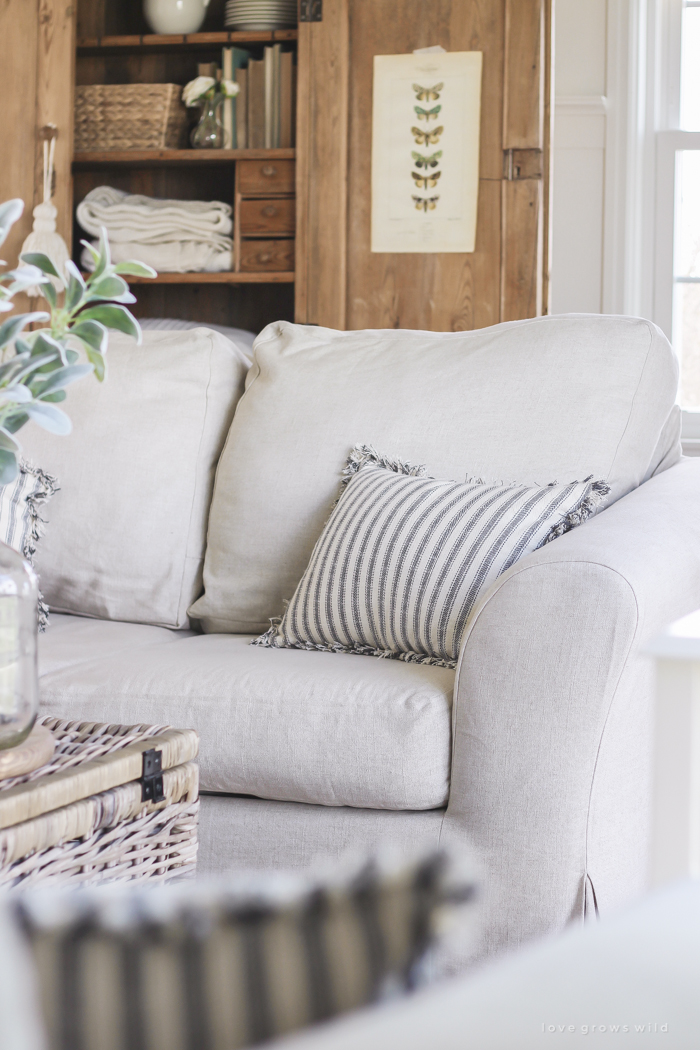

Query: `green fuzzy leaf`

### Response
(0, 448, 18, 486)
(66, 348, 79, 365)
(80, 239, 100, 268)
(40, 280, 57, 308)
(3, 413, 28, 434)
(24, 400, 72, 435)
(64, 261, 86, 311)
(0, 386, 33, 404)
(77, 304, 140, 342)
(69, 319, 107, 354)
(30, 333, 66, 365)
(113, 260, 158, 279)
(0, 200, 23, 252)
(20, 252, 61, 279)
(32, 363, 93, 398)
(0, 428, 20, 453)
(85, 346, 106, 382)
(86, 227, 111, 282)
(39, 390, 67, 403)
(0, 312, 49, 352)
(87, 273, 136, 304)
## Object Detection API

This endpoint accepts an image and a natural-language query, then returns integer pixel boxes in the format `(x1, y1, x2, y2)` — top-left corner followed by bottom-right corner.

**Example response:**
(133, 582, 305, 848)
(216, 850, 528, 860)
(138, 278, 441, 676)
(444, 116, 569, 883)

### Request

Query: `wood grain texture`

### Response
(503, 0, 544, 149)
(35, 0, 76, 251)
(344, 0, 505, 331)
(239, 198, 295, 234)
(501, 177, 542, 320)
(541, 0, 553, 313)
(295, 0, 349, 326)
(0, 0, 40, 272)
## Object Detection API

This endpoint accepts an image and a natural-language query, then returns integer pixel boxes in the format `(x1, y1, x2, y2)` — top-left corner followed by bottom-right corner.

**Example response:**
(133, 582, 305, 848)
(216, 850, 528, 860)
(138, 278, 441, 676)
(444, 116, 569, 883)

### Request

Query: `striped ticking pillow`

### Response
(0, 462, 58, 631)
(253, 444, 609, 668)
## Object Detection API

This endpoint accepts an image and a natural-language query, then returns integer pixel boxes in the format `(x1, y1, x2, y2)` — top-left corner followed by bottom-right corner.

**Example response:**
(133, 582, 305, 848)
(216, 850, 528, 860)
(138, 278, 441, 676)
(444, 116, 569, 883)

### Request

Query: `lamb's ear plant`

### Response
(0, 199, 155, 485)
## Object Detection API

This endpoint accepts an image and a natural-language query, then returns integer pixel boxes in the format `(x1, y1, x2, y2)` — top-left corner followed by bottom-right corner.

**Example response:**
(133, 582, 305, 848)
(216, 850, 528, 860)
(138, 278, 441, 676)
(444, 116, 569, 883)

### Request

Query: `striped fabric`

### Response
(255, 445, 609, 667)
(15, 850, 477, 1050)
(0, 462, 58, 630)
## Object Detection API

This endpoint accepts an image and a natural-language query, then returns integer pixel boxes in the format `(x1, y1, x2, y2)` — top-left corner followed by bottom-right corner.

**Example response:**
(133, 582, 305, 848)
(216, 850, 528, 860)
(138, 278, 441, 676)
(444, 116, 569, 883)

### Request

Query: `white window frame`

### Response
(651, 0, 700, 445)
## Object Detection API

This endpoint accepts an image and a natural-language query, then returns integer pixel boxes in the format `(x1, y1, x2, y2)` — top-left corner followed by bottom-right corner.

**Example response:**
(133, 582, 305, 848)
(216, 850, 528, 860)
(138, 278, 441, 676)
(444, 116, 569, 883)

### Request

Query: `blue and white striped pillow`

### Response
(254, 445, 609, 667)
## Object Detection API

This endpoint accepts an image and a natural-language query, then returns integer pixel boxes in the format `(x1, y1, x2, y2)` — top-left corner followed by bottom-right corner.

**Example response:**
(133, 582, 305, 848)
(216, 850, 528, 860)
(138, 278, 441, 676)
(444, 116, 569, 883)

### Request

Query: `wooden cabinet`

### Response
(0, 0, 551, 334)
(295, 0, 552, 332)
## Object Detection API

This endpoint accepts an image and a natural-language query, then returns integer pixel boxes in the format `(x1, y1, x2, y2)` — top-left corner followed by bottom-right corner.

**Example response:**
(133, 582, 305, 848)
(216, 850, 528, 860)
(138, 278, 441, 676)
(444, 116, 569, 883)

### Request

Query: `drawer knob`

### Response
(259, 253, 272, 262)
(261, 165, 277, 176)
(262, 205, 278, 216)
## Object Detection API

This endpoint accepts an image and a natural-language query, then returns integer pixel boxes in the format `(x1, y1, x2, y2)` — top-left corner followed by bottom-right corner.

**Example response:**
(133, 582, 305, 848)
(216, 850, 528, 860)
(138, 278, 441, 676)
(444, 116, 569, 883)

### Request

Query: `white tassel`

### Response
(20, 129, 70, 296)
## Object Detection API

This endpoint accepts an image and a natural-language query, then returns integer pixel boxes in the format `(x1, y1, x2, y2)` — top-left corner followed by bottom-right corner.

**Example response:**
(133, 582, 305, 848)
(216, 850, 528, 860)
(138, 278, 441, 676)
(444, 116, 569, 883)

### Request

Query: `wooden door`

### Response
(295, 0, 552, 331)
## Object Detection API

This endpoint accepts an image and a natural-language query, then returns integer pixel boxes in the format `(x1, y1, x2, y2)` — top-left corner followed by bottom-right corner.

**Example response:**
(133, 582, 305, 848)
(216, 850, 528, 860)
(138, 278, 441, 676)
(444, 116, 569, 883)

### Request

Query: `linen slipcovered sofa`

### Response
(26, 314, 700, 961)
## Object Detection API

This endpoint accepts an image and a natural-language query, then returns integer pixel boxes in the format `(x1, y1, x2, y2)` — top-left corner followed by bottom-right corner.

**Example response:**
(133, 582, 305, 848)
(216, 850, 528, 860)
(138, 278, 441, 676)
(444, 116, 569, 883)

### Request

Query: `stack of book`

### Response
(222, 44, 295, 149)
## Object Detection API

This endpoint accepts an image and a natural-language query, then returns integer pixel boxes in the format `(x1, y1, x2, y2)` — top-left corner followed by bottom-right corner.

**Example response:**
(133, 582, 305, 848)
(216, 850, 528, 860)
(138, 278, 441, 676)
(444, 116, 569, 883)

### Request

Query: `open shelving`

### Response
(73, 0, 297, 332)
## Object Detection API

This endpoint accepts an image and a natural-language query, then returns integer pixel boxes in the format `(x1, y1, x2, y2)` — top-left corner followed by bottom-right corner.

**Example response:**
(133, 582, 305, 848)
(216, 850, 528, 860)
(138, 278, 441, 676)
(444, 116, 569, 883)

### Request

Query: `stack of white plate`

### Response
(224, 0, 297, 30)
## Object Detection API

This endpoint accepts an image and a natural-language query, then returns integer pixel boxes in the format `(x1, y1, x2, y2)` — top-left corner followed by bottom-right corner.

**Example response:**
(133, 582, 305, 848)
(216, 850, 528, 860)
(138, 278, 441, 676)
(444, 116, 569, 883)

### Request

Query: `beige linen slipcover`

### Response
(39, 615, 453, 810)
(21, 328, 250, 629)
(190, 314, 680, 633)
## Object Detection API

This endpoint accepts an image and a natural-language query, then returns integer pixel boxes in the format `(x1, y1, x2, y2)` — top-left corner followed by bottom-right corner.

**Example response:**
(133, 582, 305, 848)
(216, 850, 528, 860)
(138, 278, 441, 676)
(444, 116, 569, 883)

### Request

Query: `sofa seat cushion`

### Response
(38, 616, 453, 810)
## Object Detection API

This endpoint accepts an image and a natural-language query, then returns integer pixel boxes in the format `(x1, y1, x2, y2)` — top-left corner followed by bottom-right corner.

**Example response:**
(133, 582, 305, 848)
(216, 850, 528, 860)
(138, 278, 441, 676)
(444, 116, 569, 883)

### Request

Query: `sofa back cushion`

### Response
(190, 314, 680, 633)
(21, 328, 249, 629)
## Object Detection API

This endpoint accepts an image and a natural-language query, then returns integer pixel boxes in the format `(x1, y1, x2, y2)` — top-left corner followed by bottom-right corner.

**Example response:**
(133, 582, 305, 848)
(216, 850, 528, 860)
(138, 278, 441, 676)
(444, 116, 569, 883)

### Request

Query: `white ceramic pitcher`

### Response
(143, 0, 211, 34)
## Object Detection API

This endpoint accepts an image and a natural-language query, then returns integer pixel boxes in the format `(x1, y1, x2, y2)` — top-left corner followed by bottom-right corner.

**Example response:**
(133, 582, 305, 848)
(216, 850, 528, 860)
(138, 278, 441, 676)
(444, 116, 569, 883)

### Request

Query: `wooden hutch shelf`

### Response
(73, 149, 295, 167)
(77, 30, 297, 54)
(123, 271, 295, 284)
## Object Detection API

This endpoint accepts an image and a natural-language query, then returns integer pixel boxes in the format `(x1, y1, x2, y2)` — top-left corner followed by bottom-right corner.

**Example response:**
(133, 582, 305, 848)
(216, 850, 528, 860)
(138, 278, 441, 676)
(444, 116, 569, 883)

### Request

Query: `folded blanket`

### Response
(81, 239, 232, 274)
(76, 186, 233, 246)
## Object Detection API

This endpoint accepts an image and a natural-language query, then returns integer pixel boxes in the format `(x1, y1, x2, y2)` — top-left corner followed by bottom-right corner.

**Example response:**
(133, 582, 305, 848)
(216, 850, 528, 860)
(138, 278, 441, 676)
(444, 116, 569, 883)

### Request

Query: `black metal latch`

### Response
(141, 748, 165, 803)
(299, 0, 322, 21)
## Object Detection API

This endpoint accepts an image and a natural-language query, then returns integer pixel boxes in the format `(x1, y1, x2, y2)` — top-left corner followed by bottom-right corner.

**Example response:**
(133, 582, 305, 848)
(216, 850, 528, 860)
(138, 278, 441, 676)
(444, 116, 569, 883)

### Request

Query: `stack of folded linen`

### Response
(77, 185, 233, 273)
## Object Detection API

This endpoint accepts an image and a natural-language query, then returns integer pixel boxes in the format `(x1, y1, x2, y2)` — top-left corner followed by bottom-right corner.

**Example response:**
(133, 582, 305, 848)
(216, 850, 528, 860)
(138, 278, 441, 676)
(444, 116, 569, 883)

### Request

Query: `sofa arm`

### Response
(442, 459, 700, 958)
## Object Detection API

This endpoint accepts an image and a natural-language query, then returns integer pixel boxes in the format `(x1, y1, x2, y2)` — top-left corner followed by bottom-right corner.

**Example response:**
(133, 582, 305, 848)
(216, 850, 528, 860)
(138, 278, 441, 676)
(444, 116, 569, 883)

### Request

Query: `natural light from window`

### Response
(674, 2, 700, 409)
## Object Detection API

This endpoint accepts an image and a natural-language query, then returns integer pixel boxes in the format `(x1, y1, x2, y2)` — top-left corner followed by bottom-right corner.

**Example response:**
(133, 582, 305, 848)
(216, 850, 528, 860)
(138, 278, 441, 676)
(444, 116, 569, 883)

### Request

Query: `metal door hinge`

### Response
(503, 148, 543, 180)
(300, 0, 322, 21)
(141, 748, 165, 803)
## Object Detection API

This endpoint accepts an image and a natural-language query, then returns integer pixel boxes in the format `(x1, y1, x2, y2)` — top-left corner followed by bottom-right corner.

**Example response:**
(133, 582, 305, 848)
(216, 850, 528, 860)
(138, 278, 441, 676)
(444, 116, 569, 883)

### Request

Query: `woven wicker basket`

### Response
(0, 718, 199, 888)
(74, 83, 189, 151)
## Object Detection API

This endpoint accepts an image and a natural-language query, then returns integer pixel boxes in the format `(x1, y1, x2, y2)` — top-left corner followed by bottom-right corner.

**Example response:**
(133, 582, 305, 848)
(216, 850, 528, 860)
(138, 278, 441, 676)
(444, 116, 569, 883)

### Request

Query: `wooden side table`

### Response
(648, 610, 700, 887)
(0, 717, 199, 888)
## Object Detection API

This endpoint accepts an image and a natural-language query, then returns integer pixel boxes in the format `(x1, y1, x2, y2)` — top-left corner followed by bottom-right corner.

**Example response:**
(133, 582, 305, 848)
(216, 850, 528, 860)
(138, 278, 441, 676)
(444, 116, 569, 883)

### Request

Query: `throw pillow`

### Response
(0, 462, 58, 631)
(254, 444, 609, 667)
(14, 850, 478, 1050)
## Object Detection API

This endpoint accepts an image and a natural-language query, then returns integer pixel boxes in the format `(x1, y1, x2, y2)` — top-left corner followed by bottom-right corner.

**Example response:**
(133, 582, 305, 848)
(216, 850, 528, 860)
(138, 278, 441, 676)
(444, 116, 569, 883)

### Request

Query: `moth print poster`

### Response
(371, 51, 482, 253)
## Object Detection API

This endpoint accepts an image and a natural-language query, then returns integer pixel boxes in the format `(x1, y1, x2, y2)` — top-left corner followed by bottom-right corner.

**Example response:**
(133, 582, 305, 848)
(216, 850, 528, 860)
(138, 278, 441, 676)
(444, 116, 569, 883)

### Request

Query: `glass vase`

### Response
(190, 95, 225, 149)
(0, 542, 38, 750)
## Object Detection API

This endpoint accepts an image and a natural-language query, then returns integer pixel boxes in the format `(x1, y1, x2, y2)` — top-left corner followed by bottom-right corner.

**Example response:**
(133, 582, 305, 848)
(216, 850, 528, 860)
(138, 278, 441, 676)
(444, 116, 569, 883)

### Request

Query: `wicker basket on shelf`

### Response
(74, 83, 189, 151)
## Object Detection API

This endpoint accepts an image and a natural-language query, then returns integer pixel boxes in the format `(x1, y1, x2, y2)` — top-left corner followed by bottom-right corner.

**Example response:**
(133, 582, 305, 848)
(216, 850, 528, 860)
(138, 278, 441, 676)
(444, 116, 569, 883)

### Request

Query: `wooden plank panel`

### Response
(501, 177, 542, 320)
(0, 0, 39, 272)
(503, 0, 544, 149)
(295, 0, 349, 327)
(345, 0, 504, 332)
(35, 0, 76, 253)
(73, 149, 295, 165)
(541, 0, 553, 313)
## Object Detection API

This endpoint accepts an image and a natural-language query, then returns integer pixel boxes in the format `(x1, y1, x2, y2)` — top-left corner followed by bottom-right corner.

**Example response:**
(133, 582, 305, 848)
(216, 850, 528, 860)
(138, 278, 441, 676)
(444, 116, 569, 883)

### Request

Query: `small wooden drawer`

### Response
(239, 197, 296, 235)
(237, 159, 295, 195)
(240, 239, 295, 272)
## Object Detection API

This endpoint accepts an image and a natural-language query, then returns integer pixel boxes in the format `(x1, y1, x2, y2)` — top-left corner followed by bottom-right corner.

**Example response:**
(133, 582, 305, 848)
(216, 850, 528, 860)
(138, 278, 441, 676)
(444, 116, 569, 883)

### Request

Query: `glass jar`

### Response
(0, 542, 38, 750)
(190, 95, 225, 149)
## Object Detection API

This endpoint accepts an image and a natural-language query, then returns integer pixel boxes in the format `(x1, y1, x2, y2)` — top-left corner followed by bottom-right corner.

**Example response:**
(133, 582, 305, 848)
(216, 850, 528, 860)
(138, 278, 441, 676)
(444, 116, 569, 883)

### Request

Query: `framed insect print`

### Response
(371, 50, 482, 253)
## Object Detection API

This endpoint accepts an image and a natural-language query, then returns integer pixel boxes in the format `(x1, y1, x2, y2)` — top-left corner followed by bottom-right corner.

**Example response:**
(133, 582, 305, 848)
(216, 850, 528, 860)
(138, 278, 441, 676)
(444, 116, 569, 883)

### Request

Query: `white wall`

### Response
(551, 0, 609, 314)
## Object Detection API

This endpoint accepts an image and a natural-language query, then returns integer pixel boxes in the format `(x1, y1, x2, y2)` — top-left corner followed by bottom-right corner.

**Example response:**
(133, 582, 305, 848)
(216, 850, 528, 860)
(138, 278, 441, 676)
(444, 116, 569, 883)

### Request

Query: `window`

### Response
(655, 1, 700, 439)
